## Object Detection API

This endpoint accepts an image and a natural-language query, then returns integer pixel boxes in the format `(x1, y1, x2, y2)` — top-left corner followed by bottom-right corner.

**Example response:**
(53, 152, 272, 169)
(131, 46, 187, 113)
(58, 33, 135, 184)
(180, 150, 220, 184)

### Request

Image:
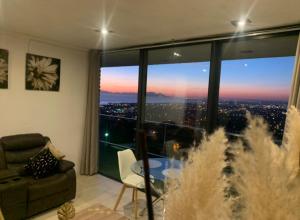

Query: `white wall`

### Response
(0, 32, 89, 170)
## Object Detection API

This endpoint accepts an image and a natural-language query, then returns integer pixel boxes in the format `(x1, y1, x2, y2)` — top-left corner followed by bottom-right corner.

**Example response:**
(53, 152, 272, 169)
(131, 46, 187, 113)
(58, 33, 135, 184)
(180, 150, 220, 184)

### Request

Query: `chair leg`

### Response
(132, 188, 135, 202)
(134, 188, 138, 219)
(113, 184, 127, 211)
(140, 195, 162, 216)
(153, 195, 163, 206)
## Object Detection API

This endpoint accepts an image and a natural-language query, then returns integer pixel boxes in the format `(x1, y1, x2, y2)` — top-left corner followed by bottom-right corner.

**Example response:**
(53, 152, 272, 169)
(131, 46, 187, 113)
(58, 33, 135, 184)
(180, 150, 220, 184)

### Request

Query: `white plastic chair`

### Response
(113, 149, 145, 218)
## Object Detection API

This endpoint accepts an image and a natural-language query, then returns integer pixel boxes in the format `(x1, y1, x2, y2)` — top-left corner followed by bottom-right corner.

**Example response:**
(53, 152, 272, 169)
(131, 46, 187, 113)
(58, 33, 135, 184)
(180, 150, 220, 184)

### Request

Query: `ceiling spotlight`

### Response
(101, 28, 108, 35)
(237, 20, 246, 27)
(173, 52, 182, 57)
(231, 19, 252, 28)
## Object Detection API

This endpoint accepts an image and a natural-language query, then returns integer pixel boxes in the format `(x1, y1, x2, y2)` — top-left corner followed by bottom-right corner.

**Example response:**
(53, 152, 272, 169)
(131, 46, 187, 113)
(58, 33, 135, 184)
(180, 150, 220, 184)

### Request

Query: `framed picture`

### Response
(0, 49, 8, 89)
(25, 53, 61, 91)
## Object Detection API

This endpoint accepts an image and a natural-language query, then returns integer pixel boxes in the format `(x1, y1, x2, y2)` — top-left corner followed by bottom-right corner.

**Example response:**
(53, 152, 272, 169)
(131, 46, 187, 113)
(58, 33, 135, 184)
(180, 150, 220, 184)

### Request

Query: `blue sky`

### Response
(101, 56, 295, 101)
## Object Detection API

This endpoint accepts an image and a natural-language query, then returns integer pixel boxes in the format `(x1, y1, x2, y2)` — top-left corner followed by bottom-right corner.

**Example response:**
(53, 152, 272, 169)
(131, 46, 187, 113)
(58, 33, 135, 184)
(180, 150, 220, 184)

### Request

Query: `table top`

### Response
(131, 157, 182, 182)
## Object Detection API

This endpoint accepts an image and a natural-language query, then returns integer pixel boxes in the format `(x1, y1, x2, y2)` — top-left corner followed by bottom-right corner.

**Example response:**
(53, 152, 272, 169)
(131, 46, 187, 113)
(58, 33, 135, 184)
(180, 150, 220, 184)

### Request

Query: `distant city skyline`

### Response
(100, 56, 295, 102)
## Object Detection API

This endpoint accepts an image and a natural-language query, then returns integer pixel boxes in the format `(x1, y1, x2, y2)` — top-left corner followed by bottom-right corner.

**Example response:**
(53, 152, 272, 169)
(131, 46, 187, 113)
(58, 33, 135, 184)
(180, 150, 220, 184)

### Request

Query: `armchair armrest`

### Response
(58, 160, 75, 173)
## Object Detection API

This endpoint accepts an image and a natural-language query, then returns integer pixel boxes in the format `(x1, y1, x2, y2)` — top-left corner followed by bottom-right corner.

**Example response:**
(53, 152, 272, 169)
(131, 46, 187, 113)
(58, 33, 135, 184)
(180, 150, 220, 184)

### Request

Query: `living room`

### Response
(1, 0, 300, 220)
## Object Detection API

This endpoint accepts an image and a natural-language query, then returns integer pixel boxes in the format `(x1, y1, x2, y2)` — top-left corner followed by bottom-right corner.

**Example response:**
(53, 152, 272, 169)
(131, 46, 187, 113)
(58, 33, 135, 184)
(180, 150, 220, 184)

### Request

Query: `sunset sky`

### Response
(100, 56, 295, 101)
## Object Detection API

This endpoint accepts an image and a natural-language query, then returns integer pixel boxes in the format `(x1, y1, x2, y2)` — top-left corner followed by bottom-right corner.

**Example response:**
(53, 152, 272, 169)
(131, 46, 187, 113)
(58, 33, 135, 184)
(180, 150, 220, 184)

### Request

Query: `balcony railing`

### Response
(99, 114, 206, 156)
(99, 113, 283, 155)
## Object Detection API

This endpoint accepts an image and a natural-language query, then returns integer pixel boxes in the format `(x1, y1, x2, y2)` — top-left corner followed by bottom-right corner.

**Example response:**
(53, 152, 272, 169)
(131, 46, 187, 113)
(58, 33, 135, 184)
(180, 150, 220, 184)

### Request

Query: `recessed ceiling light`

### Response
(237, 20, 246, 27)
(231, 19, 252, 28)
(173, 52, 182, 57)
(94, 28, 113, 35)
(101, 28, 108, 35)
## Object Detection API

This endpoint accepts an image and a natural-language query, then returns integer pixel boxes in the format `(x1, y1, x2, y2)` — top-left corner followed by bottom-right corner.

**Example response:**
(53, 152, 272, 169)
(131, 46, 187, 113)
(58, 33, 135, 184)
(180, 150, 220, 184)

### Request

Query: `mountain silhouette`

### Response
(101, 90, 169, 97)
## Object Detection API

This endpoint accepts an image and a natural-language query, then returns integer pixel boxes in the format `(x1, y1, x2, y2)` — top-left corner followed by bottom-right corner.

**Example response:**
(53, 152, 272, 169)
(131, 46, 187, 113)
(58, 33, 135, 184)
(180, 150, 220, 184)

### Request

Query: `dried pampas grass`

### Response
(233, 106, 300, 220)
(283, 106, 300, 181)
(165, 106, 300, 220)
(165, 128, 232, 220)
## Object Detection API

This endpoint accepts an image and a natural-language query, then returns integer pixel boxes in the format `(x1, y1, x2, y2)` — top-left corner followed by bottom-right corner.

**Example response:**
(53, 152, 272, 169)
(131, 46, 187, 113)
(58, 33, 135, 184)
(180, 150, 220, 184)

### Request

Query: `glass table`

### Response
(131, 157, 182, 182)
(131, 157, 182, 217)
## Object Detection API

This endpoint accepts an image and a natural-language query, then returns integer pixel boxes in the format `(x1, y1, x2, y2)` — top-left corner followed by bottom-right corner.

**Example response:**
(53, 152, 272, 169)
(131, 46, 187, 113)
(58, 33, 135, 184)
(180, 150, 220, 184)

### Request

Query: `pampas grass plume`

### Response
(233, 107, 300, 220)
(165, 128, 232, 220)
(165, 107, 300, 220)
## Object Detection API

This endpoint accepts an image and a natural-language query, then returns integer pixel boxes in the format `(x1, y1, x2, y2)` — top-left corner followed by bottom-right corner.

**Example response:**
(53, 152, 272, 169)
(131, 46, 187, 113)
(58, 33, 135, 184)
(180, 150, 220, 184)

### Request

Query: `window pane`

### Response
(99, 50, 139, 179)
(218, 35, 298, 142)
(145, 44, 211, 157)
(100, 66, 138, 118)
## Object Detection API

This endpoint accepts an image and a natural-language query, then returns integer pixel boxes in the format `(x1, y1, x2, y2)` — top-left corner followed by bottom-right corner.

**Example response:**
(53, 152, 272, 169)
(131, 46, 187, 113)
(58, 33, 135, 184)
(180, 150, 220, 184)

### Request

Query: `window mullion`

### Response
(206, 41, 222, 134)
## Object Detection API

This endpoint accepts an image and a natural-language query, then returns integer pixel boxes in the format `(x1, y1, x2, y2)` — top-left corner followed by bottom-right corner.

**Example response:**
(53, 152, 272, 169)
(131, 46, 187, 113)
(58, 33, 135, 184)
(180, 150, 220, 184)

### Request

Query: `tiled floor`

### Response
(30, 174, 158, 220)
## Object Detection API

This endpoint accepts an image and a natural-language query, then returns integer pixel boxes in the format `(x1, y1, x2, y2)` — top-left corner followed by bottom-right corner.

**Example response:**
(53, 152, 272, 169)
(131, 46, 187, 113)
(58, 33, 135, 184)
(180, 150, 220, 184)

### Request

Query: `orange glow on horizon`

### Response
(101, 84, 290, 101)
(101, 84, 138, 93)
(100, 75, 290, 101)
(220, 85, 290, 100)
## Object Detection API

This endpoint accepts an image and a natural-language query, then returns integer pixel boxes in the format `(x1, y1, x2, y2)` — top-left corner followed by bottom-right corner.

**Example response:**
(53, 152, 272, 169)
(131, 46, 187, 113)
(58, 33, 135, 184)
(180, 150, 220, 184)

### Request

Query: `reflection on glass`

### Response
(145, 44, 211, 157)
(218, 35, 298, 142)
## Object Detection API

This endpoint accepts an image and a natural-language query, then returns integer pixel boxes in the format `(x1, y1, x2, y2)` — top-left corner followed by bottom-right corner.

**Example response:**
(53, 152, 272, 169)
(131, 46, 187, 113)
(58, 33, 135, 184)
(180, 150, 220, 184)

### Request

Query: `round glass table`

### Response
(131, 158, 182, 217)
(131, 157, 182, 182)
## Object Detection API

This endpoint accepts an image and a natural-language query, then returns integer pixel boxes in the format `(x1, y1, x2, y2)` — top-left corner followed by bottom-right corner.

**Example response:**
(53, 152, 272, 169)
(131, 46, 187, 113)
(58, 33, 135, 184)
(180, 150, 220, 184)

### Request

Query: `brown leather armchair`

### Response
(0, 133, 76, 219)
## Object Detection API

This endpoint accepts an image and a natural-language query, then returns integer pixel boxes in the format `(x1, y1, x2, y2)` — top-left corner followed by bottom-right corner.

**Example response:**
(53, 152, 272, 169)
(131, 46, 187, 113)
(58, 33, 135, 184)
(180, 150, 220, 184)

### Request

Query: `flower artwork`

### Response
(26, 53, 60, 91)
(0, 49, 8, 89)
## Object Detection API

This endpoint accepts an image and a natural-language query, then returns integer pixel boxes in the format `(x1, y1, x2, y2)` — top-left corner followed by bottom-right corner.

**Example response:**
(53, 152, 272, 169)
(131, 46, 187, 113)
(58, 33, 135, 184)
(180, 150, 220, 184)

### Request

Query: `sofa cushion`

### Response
(25, 149, 59, 179)
(25, 173, 70, 201)
(7, 164, 28, 176)
(0, 145, 7, 169)
(5, 147, 42, 164)
(0, 169, 18, 180)
(1, 134, 46, 151)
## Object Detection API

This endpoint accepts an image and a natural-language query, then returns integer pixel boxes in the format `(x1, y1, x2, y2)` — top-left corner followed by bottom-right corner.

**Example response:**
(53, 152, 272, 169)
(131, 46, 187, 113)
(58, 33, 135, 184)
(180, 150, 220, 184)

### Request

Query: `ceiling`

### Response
(0, 0, 300, 50)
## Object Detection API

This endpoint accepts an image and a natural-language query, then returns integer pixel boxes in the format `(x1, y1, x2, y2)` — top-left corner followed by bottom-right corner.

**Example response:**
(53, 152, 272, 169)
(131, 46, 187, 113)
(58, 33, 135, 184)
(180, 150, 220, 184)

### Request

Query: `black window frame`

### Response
(99, 30, 299, 164)
(99, 29, 299, 220)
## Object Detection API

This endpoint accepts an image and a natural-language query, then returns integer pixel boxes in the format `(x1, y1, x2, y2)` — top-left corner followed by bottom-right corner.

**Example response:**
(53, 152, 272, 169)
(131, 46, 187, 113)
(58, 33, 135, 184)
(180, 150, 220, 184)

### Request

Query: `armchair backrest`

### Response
(0, 133, 48, 169)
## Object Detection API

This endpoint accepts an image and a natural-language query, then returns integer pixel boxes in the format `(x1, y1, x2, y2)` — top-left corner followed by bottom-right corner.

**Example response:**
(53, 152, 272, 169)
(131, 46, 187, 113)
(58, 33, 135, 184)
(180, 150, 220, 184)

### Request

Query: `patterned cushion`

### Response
(25, 148, 59, 179)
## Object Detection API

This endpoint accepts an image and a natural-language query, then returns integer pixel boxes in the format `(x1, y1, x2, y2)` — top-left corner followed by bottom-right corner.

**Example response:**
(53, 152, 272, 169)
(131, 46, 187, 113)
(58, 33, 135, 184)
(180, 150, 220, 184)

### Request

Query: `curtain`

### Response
(80, 50, 101, 175)
(289, 33, 300, 109)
